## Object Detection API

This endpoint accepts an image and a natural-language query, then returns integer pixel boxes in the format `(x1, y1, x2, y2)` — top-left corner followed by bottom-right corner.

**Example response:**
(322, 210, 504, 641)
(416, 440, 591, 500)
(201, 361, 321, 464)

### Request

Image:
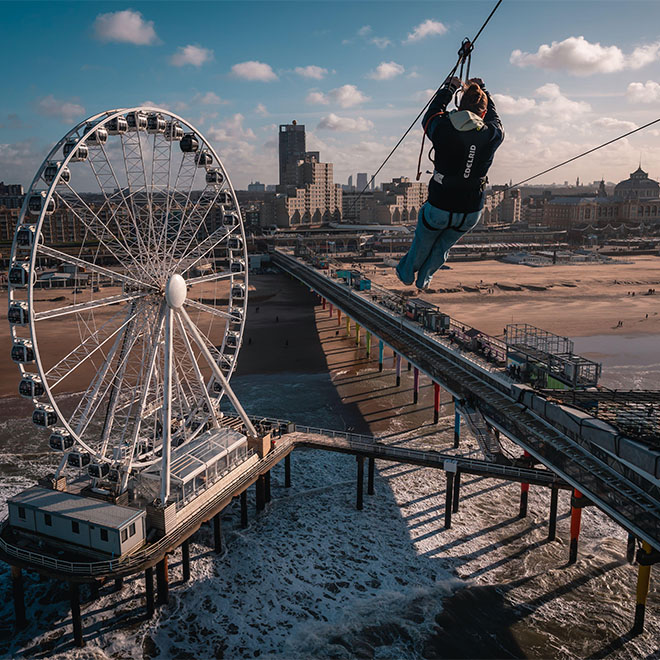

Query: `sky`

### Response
(2, 0, 660, 190)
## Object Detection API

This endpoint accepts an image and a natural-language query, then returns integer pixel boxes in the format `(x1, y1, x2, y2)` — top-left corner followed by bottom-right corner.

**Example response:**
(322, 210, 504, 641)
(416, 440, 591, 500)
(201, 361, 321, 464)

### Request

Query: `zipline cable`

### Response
(348, 0, 503, 215)
(511, 116, 660, 188)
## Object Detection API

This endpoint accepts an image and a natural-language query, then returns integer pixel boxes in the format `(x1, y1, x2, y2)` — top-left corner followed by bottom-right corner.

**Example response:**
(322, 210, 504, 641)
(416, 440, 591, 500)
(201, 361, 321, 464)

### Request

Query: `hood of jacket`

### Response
(448, 109, 485, 132)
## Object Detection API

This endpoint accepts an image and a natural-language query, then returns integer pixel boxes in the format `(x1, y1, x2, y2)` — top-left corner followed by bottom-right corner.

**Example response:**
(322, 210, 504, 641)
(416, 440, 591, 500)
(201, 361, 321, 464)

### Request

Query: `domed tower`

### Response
(614, 165, 659, 200)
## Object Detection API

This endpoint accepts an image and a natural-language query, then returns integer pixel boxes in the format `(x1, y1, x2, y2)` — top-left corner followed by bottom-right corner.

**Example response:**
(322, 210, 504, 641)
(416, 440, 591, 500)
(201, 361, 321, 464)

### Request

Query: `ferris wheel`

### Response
(7, 107, 256, 499)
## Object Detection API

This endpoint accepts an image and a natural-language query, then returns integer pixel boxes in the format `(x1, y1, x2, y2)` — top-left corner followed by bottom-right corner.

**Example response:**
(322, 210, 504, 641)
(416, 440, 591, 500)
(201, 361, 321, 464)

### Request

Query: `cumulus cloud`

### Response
(370, 37, 392, 49)
(358, 25, 372, 37)
(307, 84, 369, 108)
(491, 93, 536, 115)
(294, 65, 328, 80)
(93, 9, 158, 45)
(414, 89, 436, 102)
(627, 80, 660, 103)
(317, 113, 374, 132)
(170, 45, 213, 67)
(367, 61, 405, 80)
(404, 19, 448, 43)
(593, 117, 637, 132)
(36, 95, 85, 123)
(193, 92, 226, 105)
(510, 36, 660, 76)
(231, 60, 278, 82)
(255, 103, 268, 116)
(534, 83, 591, 119)
(206, 114, 255, 141)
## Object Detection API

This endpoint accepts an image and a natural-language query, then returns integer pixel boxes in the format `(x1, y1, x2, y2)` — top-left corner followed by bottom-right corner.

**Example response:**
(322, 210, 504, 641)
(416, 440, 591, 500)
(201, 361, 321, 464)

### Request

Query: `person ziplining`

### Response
(396, 75, 504, 290)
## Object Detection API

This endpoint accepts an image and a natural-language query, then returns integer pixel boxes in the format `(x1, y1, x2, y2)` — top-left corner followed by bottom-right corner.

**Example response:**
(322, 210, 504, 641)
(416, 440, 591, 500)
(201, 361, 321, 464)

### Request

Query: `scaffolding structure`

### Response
(545, 389, 660, 449)
(506, 323, 601, 389)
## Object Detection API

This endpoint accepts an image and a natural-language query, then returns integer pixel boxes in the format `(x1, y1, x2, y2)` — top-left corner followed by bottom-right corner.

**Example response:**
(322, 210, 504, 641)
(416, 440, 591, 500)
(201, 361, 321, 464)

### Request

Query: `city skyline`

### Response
(2, 1, 660, 189)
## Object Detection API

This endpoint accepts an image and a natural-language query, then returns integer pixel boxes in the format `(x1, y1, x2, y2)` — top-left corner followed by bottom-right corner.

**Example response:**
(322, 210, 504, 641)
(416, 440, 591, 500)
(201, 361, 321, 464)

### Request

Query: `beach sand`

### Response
(366, 254, 660, 338)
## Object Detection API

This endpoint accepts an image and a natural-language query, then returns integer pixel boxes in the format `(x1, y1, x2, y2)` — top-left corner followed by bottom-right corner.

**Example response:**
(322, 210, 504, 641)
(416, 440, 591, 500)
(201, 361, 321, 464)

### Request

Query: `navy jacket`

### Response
(422, 83, 504, 213)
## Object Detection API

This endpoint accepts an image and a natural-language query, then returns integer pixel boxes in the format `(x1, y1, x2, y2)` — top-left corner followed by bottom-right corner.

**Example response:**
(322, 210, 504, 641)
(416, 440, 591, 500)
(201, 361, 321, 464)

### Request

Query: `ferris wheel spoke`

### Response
(175, 312, 220, 429)
(36, 244, 152, 290)
(185, 270, 233, 287)
(33, 291, 147, 321)
(167, 187, 223, 267)
(54, 186, 153, 281)
(122, 305, 166, 484)
(46, 308, 138, 388)
(178, 307, 256, 437)
(183, 298, 234, 321)
(177, 225, 236, 277)
(69, 306, 137, 438)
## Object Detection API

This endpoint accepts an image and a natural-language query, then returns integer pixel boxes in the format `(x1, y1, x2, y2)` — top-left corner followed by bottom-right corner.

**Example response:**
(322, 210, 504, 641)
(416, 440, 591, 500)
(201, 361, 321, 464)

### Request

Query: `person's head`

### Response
(458, 82, 488, 117)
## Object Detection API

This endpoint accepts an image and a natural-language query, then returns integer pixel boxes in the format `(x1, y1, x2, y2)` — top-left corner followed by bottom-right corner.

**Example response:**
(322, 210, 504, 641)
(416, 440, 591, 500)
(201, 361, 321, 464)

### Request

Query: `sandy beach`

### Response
(368, 254, 660, 338)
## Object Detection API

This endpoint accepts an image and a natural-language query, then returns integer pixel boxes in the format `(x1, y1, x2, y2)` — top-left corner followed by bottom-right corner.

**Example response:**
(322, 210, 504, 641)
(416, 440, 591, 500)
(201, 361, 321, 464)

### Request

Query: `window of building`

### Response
(121, 528, 128, 542)
(44, 514, 52, 526)
(129, 522, 136, 537)
(18, 506, 26, 519)
(100, 529, 109, 542)
(72, 521, 79, 534)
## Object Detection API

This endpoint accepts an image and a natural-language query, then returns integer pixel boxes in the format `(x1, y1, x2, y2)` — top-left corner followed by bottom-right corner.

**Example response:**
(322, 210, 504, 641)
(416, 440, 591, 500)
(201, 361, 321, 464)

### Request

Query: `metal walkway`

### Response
(273, 250, 660, 550)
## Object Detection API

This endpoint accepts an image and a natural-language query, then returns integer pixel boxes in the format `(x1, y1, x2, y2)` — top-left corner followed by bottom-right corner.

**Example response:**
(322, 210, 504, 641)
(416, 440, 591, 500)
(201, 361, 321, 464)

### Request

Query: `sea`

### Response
(0, 337, 658, 658)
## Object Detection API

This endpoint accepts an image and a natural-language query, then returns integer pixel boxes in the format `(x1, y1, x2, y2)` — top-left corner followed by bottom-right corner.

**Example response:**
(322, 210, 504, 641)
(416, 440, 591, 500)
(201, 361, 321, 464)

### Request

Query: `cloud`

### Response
(511, 36, 660, 76)
(170, 45, 213, 67)
(357, 25, 372, 37)
(534, 83, 591, 119)
(414, 89, 436, 102)
(231, 60, 278, 82)
(593, 117, 637, 132)
(294, 65, 328, 80)
(306, 91, 329, 106)
(317, 114, 374, 132)
(370, 37, 392, 49)
(627, 80, 660, 103)
(491, 93, 536, 115)
(307, 84, 369, 108)
(404, 19, 448, 44)
(255, 103, 269, 116)
(93, 9, 158, 45)
(193, 92, 226, 105)
(367, 61, 405, 80)
(36, 95, 85, 123)
(206, 113, 255, 141)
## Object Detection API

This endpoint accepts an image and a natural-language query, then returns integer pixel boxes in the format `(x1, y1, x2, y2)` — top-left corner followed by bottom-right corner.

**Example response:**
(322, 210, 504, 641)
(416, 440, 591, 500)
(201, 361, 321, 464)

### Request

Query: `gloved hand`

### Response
(469, 77, 486, 89)
(444, 76, 463, 93)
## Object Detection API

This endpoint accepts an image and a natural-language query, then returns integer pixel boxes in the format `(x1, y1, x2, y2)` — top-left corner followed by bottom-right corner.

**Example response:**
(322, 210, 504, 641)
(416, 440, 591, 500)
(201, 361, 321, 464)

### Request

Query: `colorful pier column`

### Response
(156, 555, 169, 605)
(519, 451, 530, 518)
(413, 367, 420, 404)
(346, 316, 351, 336)
(322, 298, 326, 310)
(367, 457, 375, 495)
(453, 401, 461, 448)
(285, 454, 292, 488)
(395, 354, 402, 387)
(213, 513, 223, 553)
(329, 302, 333, 318)
(145, 567, 155, 618)
(433, 383, 441, 423)
(337, 309, 342, 326)
(378, 340, 384, 372)
(355, 322, 361, 346)
(407, 360, 412, 372)
(568, 489, 584, 564)
(366, 331, 372, 357)
(633, 541, 654, 633)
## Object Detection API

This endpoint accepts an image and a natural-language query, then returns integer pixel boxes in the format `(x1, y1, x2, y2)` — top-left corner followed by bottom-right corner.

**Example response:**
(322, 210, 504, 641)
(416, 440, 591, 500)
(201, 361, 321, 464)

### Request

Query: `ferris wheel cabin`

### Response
(11, 339, 34, 363)
(48, 429, 74, 451)
(62, 138, 88, 162)
(19, 374, 44, 398)
(32, 404, 57, 428)
(8, 301, 29, 326)
(43, 161, 71, 185)
(106, 116, 128, 135)
(28, 191, 55, 216)
(85, 123, 108, 144)
(126, 111, 148, 131)
(180, 133, 199, 153)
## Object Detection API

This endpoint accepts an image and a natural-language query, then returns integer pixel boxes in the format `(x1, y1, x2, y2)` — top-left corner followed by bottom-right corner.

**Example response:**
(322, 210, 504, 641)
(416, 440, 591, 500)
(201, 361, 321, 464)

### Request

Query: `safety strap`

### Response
(421, 210, 472, 233)
(416, 111, 445, 181)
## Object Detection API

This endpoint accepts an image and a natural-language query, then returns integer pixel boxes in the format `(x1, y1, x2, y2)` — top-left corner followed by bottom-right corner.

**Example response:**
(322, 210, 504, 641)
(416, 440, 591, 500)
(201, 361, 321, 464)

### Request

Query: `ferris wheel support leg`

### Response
(54, 454, 67, 480)
(160, 308, 174, 506)
(179, 308, 257, 438)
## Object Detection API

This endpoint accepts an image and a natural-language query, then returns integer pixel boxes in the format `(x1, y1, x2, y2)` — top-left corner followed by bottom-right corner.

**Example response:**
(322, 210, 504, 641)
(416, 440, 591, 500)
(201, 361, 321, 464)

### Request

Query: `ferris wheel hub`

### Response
(165, 273, 187, 309)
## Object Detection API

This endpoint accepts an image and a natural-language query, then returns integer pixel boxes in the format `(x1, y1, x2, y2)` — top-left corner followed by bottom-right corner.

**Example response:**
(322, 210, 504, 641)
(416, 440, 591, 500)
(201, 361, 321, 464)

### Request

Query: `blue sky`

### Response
(2, 0, 660, 189)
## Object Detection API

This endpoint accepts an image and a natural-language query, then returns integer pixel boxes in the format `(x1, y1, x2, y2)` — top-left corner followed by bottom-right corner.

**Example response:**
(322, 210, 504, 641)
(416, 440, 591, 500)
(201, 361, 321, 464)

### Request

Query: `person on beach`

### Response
(397, 77, 504, 290)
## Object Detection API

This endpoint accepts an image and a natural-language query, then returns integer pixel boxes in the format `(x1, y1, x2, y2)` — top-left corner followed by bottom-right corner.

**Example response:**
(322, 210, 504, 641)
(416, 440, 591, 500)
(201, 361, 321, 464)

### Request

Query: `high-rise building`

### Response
(278, 121, 306, 188)
(356, 173, 368, 192)
(247, 181, 266, 192)
(347, 175, 353, 189)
